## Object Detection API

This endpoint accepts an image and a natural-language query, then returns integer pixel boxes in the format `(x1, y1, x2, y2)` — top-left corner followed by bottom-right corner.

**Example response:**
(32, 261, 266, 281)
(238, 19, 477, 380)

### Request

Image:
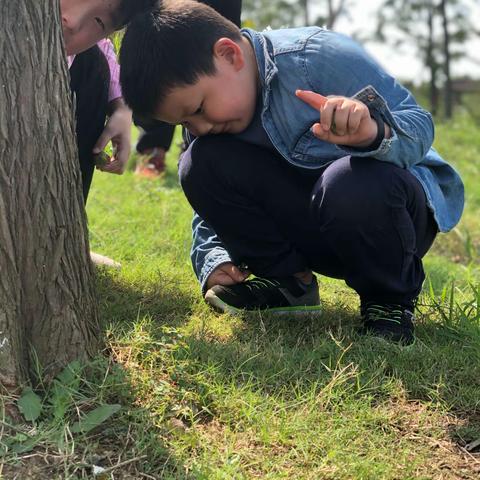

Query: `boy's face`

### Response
(60, 0, 122, 55)
(155, 38, 259, 137)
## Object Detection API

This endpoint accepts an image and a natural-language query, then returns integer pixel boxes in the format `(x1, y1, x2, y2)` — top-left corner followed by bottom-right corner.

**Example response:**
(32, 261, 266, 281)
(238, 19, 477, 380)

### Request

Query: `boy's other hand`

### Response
(93, 99, 133, 175)
(296, 90, 385, 149)
(206, 262, 250, 290)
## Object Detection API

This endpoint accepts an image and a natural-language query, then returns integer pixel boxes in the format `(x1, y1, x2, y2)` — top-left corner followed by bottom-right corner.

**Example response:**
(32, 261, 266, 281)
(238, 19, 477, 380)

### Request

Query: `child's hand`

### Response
(93, 99, 132, 174)
(206, 262, 250, 290)
(295, 90, 381, 148)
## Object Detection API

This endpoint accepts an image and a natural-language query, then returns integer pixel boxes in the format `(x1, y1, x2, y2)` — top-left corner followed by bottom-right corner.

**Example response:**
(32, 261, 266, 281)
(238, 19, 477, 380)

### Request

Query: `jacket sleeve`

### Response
(305, 31, 434, 168)
(97, 39, 122, 102)
(343, 85, 434, 168)
(191, 213, 232, 294)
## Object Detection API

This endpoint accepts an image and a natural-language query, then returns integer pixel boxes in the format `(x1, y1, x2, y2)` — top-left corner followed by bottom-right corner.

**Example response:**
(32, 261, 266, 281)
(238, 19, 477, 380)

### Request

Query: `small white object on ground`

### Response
(90, 251, 122, 269)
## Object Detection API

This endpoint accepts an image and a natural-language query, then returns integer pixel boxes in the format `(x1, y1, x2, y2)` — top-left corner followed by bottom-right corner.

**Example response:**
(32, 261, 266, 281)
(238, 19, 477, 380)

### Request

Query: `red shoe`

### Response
(135, 148, 166, 178)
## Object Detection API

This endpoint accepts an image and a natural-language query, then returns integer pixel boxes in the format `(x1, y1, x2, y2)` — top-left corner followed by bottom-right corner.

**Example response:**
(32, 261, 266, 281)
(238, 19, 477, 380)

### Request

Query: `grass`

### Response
(1, 115, 480, 479)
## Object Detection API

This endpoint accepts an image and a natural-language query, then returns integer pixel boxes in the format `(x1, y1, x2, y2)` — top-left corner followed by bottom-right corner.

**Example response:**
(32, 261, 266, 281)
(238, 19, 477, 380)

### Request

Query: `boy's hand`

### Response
(296, 90, 384, 148)
(206, 262, 250, 290)
(93, 98, 132, 174)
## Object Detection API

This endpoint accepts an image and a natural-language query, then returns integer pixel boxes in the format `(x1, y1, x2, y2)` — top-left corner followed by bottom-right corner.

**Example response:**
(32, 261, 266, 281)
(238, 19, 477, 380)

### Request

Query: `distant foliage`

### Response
(376, 0, 477, 118)
(242, 0, 352, 30)
(110, 31, 124, 56)
(242, 0, 297, 29)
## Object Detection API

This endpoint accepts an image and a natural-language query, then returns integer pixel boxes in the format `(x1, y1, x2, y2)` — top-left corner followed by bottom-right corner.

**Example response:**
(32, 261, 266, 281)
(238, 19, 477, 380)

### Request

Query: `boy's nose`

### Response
(190, 121, 214, 137)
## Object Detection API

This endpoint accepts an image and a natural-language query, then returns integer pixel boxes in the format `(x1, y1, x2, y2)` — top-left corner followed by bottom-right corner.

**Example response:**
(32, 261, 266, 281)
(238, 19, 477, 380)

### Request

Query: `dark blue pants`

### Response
(69, 46, 110, 203)
(179, 136, 438, 308)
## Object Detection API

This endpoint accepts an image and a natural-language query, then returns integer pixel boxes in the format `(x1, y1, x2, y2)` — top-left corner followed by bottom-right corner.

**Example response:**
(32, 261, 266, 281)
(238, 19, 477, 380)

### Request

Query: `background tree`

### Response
(0, 0, 99, 389)
(243, 0, 351, 30)
(377, 0, 474, 118)
(314, 0, 352, 29)
(299, 0, 311, 26)
(242, 0, 296, 28)
(377, 0, 440, 114)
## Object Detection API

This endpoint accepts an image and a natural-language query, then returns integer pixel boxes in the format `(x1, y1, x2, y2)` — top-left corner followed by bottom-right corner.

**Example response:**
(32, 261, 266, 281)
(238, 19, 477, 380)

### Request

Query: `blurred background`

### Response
(241, 0, 480, 120)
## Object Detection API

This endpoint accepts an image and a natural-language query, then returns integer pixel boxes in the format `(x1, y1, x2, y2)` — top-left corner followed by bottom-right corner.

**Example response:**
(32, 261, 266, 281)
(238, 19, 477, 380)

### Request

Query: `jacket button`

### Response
(367, 94, 375, 102)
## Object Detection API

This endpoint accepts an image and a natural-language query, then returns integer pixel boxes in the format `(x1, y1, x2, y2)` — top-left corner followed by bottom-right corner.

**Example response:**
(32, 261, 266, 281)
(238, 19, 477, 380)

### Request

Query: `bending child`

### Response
(61, 0, 155, 200)
(133, 0, 243, 178)
(120, 0, 464, 345)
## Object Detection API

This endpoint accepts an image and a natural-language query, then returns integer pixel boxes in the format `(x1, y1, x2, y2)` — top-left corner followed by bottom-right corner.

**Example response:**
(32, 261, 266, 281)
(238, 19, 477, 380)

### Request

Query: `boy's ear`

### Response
(213, 38, 244, 70)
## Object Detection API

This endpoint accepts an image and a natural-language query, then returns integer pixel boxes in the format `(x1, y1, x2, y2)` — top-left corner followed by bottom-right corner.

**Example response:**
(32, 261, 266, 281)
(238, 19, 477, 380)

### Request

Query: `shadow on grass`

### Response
(0, 269, 206, 479)
(1, 265, 206, 479)
(188, 301, 480, 441)
(0, 360, 200, 480)
(95, 266, 196, 330)
(94, 269, 480, 475)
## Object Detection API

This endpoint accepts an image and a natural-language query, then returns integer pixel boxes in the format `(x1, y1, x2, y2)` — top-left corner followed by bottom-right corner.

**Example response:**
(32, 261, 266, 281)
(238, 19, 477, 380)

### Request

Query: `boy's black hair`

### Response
(116, 0, 159, 28)
(120, 0, 242, 118)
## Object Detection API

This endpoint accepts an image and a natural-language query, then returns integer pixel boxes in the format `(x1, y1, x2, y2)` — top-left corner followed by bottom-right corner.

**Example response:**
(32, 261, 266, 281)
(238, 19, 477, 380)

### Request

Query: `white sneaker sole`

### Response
(205, 290, 322, 316)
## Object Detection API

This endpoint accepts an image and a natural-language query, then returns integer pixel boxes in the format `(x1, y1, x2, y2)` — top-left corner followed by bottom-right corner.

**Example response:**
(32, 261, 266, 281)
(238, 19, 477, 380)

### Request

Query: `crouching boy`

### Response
(119, 0, 464, 345)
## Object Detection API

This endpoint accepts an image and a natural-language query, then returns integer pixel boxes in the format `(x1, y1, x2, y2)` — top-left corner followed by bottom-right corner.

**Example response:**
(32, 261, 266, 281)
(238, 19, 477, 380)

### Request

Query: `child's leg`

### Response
(181, 137, 436, 294)
(180, 136, 436, 341)
(180, 136, 323, 313)
(134, 118, 175, 177)
(308, 156, 437, 309)
(311, 157, 437, 345)
(69, 46, 110, 203)
(134, 118, 176, 153)
(180, 136, 318, 280)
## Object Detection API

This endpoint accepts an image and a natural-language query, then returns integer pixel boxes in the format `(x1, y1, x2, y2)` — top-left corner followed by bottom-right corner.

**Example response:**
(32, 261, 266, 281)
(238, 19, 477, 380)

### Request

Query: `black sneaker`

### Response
(360, 302, 415, 345)
(205, 276, 321, 314)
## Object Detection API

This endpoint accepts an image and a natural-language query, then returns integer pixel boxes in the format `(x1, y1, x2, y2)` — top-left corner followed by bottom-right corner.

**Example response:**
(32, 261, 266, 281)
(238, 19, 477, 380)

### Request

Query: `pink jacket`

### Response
(67, 39, 121, 102)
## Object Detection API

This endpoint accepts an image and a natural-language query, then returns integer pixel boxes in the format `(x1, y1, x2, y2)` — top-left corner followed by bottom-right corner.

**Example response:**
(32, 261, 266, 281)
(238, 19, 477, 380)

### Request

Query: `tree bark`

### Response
(301, 0, 310, 26)
(426, 5, 439, 115)
(327, 0, 347, 30)
(0, 0, 99, 387)
(439, 0, 453, 118)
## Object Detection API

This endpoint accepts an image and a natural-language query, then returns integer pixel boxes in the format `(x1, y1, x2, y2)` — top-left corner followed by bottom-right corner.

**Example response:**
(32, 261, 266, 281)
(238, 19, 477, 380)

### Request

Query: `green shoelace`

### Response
(364, 304, 403, 325)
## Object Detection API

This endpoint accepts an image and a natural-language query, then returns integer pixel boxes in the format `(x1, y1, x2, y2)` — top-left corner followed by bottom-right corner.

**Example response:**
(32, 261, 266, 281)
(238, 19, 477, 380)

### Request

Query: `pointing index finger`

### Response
(295, 89, 328, 110)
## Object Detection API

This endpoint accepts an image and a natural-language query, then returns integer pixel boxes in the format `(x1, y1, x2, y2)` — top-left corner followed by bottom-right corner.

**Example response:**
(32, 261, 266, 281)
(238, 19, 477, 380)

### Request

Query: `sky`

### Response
(313, 0, 480, 84)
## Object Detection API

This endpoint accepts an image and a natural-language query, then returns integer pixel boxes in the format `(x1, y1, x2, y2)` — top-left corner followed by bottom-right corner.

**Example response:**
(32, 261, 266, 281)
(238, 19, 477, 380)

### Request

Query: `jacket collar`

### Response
(241, 28, 278, 97)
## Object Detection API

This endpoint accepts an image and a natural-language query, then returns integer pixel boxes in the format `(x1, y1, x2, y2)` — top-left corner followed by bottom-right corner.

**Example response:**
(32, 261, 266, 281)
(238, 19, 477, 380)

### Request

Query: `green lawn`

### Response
(2, 114, 480, 479)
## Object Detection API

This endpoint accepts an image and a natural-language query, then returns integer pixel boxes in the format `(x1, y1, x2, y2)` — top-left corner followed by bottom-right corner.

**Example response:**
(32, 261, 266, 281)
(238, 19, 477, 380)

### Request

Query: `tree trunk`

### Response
(426, 6, 439, 115)
(0, 0, 99, 388)
(439, 0, 453, 118)
(301, 0, 310, 26)
(327, 0, 347, 30)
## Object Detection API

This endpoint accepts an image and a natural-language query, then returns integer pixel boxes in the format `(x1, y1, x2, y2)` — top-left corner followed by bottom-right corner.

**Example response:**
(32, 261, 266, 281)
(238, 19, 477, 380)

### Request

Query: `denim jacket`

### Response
(189, 27, 465, 291)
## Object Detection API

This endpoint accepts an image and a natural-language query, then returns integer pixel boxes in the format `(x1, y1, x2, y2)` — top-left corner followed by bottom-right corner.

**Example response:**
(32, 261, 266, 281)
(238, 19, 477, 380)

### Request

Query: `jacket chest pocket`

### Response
(292, 130, 345, 167)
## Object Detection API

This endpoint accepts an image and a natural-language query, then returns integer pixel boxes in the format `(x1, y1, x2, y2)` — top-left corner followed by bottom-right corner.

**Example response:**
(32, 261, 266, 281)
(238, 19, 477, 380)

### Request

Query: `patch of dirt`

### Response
(380, 399, 480, 479)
